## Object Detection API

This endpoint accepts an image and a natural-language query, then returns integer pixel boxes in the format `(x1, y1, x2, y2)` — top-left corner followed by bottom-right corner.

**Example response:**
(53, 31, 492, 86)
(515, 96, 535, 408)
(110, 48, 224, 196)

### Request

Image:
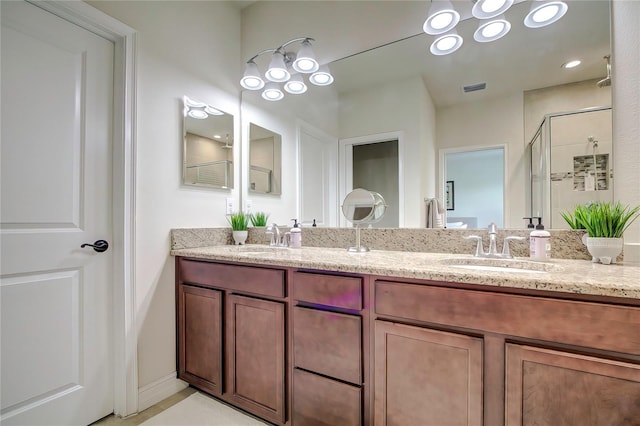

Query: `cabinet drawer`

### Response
(376, 280, 640, 355)
(293, 368, 362, 426)
(178, 258, 285, 298)
(294, 306, 362, 384)
(293, 271, 362, 310)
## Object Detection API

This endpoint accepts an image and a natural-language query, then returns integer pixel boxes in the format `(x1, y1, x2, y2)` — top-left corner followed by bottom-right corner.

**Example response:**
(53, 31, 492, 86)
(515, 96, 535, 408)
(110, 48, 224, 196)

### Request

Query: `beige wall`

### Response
(339, 76, 436, 227)
(88, 0, 242, 398)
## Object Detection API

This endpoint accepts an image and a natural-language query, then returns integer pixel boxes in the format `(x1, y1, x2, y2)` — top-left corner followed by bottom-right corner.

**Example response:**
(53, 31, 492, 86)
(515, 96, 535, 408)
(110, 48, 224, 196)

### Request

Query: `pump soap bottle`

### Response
(529, 217, 551, 260)
(290, 219, 302, 248)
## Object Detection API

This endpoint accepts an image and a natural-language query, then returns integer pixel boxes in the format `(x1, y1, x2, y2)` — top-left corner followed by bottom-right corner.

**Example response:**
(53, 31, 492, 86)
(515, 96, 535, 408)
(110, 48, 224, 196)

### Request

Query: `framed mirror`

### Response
(182, 96, 234, 189)
(249, 123, 282, 195)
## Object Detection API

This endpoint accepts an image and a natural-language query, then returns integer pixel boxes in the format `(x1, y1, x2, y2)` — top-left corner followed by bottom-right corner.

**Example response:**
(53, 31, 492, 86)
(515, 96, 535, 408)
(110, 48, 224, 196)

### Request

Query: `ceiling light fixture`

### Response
(423, 0, 460, 35)
(240, 37, 333, 102)
(524, 0, 568, 28)
(430, 31, 464, 56)
(474, 16, 511, 43)
(424, 0, 568, 55)
(472, 0, 514, 19)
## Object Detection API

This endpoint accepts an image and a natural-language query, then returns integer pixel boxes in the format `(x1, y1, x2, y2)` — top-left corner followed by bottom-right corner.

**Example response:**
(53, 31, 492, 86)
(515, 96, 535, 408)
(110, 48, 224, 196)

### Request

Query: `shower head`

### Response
(597, 55, 611, 88)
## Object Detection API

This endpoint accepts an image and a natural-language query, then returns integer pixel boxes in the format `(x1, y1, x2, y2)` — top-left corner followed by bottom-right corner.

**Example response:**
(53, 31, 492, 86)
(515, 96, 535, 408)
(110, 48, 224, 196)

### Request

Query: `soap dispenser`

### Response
(290, 219, 302, 248)
(529, 217, 551, 260)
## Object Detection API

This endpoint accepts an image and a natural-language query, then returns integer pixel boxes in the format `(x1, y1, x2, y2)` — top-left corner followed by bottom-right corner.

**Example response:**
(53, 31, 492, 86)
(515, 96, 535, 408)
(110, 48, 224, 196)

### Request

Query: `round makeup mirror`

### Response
(341, 188, 387, 252)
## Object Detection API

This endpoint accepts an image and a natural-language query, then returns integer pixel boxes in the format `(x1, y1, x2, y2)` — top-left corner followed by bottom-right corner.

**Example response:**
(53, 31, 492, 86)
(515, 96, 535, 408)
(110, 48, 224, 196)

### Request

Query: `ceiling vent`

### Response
(463, 83, 486, 93)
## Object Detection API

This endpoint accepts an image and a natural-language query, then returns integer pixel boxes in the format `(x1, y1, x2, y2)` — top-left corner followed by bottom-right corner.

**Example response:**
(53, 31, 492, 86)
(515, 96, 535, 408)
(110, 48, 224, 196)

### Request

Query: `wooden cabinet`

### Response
(292, 271, 366, 425)
(374, 320, 483, 426)
(505, 344, 640, 426)
(176, 258, 287, 424)
(226, 294, 285, 424)
(374, 278, 640, 426)
(176, 255, 640, 425)
(177, 284, 223, 396)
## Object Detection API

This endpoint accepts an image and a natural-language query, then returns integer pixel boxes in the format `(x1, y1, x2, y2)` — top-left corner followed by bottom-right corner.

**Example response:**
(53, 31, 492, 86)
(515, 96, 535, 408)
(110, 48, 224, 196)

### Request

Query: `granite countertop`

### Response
(171, 244, 640, 300)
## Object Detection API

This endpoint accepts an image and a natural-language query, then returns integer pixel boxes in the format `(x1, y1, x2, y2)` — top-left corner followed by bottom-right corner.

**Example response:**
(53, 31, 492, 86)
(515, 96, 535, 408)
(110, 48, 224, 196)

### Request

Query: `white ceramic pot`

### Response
(232, 230, 248, 245)
(586, 237, 623, 264)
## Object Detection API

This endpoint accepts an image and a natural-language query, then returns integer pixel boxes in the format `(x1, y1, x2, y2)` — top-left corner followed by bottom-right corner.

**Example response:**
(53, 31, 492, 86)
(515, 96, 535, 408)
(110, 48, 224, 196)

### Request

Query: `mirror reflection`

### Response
(249, 123, 282, 195)
(183, 96, 233, 189)
(240, 0, 611, 228)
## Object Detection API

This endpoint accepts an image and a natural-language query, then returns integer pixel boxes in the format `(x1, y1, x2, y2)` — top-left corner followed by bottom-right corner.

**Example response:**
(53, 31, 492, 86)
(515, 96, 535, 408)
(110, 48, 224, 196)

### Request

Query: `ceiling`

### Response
(241, 0, 611, 108)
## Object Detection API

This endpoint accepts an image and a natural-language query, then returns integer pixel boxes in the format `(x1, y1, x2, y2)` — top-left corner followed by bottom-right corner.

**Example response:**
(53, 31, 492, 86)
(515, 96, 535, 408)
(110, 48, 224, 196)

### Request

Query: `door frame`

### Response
(338, 131, 405, 227)
(29, 0, 139, 417)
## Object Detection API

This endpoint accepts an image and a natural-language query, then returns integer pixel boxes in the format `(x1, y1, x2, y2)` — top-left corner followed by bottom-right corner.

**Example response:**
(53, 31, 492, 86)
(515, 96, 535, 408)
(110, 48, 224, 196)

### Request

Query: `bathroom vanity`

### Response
(173, 245, 640, 425)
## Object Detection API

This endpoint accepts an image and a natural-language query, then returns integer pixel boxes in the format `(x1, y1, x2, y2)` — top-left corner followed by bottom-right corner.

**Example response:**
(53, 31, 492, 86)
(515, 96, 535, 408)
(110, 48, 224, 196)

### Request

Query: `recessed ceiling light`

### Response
(562, 60, 581, 69)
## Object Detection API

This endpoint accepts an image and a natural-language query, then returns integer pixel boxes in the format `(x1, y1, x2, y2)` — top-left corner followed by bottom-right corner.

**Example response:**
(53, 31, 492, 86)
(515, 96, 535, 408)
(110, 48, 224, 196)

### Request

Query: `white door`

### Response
(298, 124, 337, 227)
(1, 1, 114, 425)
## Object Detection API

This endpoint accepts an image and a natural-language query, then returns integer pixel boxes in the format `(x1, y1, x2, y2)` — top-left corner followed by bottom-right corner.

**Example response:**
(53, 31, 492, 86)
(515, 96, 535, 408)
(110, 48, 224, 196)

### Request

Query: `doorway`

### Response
(340, 132, 403, 227)
(440, 146, 505, 229)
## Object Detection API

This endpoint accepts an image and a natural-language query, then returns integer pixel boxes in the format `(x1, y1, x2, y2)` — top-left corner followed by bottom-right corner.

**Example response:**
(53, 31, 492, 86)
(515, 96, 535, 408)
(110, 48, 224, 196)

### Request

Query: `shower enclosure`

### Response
(526, 106, 613, 228)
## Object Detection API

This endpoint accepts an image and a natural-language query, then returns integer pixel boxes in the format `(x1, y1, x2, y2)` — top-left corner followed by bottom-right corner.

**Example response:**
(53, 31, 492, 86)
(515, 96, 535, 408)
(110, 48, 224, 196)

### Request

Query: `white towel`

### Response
(425, 198, 445, 228)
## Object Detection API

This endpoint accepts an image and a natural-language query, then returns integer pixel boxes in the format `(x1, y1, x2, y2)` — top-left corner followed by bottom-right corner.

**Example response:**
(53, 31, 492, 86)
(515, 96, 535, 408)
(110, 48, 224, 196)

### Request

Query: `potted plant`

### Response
(250, 212, 270, 227)
(227, 211, 249, 245)
(561, 202, 640, 264)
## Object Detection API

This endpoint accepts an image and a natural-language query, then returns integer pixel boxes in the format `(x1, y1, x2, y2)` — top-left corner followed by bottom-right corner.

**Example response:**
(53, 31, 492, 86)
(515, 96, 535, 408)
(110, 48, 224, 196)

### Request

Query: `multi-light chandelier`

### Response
(240, 37, 334, 101)
(424, 0, 569, 55)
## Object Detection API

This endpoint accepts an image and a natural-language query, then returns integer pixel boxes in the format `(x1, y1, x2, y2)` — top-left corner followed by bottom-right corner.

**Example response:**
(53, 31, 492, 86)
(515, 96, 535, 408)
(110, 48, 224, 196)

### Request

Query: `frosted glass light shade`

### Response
(240, 61, 265, 90)
(309, 65, 334, 86)
(284, 74, 308, 94)
(265, 52, 291, 82)
(262, 82, 284, 101)
(430, 31, 463, 55)
(524, 0, 568, 28)
(472, 0, 514, 19)
(474, 16, 511, 42)
(423, 0, 460, 35)
(292, 40, 319, 73)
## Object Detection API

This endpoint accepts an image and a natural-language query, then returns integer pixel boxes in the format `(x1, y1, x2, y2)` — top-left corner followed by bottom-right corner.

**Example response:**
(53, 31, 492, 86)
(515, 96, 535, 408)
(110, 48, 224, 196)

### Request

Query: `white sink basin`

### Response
(441, 257, 560, 274)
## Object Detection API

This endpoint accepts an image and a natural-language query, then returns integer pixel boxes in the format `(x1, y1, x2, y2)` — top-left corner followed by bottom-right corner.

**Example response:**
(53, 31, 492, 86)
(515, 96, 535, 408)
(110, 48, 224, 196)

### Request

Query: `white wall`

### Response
(88, 0, 242, 393)
(339, 76, 436, 227)
(611, 0, 640, 261)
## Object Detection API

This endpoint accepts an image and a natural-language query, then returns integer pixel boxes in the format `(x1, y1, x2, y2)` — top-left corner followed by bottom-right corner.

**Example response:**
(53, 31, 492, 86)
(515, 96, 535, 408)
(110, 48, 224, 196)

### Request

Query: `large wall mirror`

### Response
(183, 96, 234, 189)
(240, 0, 611, 228)
(249, 123, 282, 195)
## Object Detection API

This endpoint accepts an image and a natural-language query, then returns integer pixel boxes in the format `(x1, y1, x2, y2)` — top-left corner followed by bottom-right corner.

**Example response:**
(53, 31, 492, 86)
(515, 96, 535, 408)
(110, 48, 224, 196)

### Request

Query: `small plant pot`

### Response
(232, 230, 248, 245)
(586, 237, 623, 264)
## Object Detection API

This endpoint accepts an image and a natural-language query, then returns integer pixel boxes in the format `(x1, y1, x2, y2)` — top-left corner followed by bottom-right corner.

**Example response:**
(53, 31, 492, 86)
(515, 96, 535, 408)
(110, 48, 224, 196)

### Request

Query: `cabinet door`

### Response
(177, 284, 223, 396)
(226, 294, 285, 424)
(506, 344, 640, 426)
(374, 321, 483, 426)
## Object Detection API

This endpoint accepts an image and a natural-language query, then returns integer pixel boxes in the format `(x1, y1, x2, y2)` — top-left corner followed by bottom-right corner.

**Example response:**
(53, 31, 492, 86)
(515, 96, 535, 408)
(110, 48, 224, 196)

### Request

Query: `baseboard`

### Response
(138, 372, 188, 412)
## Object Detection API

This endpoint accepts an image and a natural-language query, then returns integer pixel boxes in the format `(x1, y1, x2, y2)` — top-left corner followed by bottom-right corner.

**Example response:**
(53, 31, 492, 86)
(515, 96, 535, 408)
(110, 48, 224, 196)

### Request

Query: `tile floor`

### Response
(91, 388, 197, 425)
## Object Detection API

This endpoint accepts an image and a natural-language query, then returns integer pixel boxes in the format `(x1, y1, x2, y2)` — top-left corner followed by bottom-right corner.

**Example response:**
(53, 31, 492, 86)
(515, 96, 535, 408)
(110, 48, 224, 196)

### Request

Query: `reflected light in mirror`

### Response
(474, 17, 511, 43)
(430, 31, 463, 55)
(423, 0, 460, 35)
(309, 65, 334, 86)
(524, 0, 568, 28)
(472, 0, 514, 19)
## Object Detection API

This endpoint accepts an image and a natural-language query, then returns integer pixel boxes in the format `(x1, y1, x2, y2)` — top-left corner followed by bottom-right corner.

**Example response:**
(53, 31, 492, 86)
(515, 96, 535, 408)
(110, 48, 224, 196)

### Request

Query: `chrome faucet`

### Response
(464, 223, 525, 259)
(266, 223, 288, 247)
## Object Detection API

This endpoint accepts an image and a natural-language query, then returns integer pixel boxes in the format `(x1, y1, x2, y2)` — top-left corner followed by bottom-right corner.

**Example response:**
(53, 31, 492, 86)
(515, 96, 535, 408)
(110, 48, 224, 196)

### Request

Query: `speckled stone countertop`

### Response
(171, 244, 640, 300)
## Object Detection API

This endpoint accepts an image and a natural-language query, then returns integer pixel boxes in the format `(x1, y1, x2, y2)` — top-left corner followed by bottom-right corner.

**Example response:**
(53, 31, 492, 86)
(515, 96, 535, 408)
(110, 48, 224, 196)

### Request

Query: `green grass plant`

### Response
(250, 212, 270, 227)
(561, 202, 640, 238)
(227, 211, 249, 231)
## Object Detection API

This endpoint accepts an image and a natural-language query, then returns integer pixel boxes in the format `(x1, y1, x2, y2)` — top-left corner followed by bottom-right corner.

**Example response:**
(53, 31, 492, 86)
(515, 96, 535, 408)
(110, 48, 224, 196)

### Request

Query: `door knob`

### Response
(81, 240, 109, 253)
